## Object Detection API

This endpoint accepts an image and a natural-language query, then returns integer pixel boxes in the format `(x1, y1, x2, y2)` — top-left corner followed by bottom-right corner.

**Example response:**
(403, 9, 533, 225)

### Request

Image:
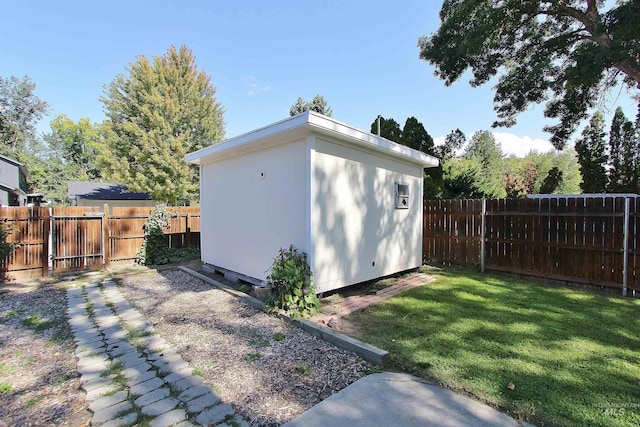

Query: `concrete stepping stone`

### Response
(85, 383, 121, 402)
(177, 384, 211, 402)
(149, 409, 187, 427)
(98, 412, 138, 427)
(185, 392, 221, 414)
(130, 377, 164, 396)
(134, 386, 170, 407)
(195, 403, 234, 426)
(126, 369, 156, 388)
(122, 362, 153, 380)
(91, 400, 133, 424)
(141, 396, 180, 417)
(89, 390, 129, 413)
(172, 375, 203, 393)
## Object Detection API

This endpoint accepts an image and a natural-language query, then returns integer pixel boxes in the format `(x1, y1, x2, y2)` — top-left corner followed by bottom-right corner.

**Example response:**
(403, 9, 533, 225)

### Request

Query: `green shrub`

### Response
(136, 207, 171, 265)
(266, 245, 319, 318)
(0, 223, 19, 277)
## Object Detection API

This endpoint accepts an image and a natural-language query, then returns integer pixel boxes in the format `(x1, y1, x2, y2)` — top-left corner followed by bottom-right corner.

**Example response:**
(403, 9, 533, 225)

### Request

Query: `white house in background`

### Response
(186, 112, 439, 294)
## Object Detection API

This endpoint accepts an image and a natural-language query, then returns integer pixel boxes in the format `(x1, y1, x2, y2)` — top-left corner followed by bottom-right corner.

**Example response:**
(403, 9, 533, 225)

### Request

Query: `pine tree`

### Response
(575, 112, 608, 193)
(608, 108, 626, 192)
(100, 45, 224, 204)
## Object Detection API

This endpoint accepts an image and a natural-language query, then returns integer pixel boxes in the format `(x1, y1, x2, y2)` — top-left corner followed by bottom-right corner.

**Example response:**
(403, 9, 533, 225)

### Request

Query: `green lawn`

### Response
(348, 266, 640, 427)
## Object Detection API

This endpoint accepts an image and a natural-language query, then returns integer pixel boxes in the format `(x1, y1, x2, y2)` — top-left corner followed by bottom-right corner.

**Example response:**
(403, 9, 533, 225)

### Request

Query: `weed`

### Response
(84, 302, 94, 317)
(0, 382, 11, 395)
(248, 337, 269, 348)
(244, 352, 262, 362)
(21, 396, 43, 409)
(101, 361, 123, 378)
(0, 309, 22, 323)
(192, 367, 204, 377)
(105, 301, 115, 312)
(21, 314, 54, 333)
(239, 284, 253, 294)
(19, 356, 36, 367)
(294, 363, 311, 376)
(365, 366, 383, 375)
(0, 362, 15, 375)
(273, 332, 286, 342)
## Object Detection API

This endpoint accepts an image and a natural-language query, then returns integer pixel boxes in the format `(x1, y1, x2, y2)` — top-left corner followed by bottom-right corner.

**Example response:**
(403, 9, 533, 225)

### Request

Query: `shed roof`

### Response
(185, 111, 439, 167)
(67, 181, 152, 201)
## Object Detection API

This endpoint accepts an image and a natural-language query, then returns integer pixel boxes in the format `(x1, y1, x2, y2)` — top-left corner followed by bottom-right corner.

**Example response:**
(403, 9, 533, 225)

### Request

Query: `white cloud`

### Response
(493, 132, 555, 157)
(241, 76, 271, 96)
(434, 132, 555, 158)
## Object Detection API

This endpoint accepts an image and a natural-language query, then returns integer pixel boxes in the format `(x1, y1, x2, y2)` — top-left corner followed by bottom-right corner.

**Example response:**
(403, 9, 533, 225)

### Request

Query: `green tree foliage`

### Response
(289, 95, 333, 117)
(419, 0, 640, 149)
(369, 115, 436, 156)
(370, 116, 402, 142)
(505, 162, 538, 198)
(101, 45, 225, 204)
(437, 128, 466, 160)
(47, 114, 104, 181)
(575, 112, 608, 193)
(540, 167, 564, 194)
(400, 117, 435, 155)
(461, 131, 506, 197)
(607, 107, 639, 193)
(0, 75, 48, 156)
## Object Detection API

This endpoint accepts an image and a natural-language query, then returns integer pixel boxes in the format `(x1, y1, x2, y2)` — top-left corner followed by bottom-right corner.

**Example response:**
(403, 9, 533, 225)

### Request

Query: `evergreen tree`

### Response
(289, 95, 333, 117)
(101, 45, 225, 204)
(370, 116, 402, 143)
(608, 108, 626, 192)
(400, 116, 435, 155)
(575, 112, 608, 193)
(539, 167, 563, 194)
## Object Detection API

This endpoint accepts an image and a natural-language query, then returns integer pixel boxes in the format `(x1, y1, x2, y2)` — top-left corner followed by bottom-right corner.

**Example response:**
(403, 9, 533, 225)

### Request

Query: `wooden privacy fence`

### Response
(423, 197, 640, 296)
(1, 205, 200, 280)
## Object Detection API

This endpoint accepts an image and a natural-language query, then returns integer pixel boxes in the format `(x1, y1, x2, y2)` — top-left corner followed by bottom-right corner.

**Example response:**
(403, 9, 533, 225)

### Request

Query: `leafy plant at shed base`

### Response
(136, 207, 171, 265)
(266, 245, 320, 318)
(0, 224, 20, 279)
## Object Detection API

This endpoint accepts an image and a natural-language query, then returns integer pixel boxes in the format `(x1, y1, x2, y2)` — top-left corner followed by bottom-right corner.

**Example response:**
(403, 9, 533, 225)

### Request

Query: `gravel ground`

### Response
(0, 283, 90, 427)
(118, 268, 372, 427)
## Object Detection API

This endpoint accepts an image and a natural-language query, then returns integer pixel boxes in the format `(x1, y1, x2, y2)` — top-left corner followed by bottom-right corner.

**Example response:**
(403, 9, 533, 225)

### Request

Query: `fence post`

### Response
(41, 207, 50, 277)
(622, 197, 630, 297)
(103, 204, 110, 268)
(185, 210, 191, 248)
(480, 199, 486, 273)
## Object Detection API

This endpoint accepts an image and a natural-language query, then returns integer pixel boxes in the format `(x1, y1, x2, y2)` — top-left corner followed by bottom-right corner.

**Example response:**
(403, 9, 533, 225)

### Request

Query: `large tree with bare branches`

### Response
(419, 0, 640, 149)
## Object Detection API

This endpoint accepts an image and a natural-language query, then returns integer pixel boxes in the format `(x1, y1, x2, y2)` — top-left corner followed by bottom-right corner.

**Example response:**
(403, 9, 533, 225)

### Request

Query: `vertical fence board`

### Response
(423, 196, 638, 294)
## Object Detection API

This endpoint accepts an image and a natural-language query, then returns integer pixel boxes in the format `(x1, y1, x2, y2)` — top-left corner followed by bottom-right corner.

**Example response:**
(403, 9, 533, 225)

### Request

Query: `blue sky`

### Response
(1, 0, 637, 157)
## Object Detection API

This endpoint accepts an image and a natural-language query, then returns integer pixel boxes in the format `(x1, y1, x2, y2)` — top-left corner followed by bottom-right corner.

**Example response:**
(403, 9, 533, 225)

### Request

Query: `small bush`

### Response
(266, 245, 320, 318)
(136, 207, 171, 265)
(136, 207, 200, 265)
(0, 223, 19, 279)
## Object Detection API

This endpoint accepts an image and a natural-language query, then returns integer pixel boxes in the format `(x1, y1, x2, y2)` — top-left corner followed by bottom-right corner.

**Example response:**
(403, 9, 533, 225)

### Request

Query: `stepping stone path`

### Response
(67, 277, 249, 427)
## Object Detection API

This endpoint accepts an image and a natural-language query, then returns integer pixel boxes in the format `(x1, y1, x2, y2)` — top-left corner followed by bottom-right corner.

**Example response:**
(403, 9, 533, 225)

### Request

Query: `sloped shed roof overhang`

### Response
(185, 111, 440, 168)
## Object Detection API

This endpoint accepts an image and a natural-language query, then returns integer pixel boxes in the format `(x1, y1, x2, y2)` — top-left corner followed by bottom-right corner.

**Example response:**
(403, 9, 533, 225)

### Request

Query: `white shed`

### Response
(185, 112, 439, 293)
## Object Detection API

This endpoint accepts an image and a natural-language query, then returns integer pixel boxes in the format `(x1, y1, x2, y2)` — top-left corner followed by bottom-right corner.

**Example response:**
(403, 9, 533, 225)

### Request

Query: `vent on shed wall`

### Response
(395, 182, 409, 209)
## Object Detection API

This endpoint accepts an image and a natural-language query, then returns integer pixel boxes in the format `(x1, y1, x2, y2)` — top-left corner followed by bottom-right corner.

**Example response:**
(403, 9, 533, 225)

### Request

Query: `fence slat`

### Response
(423, 197, 640, 294)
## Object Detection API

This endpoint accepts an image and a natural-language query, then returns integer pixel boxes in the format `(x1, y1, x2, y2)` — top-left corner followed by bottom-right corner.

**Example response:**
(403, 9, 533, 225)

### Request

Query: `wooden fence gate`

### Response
(51, 206, 104, 273)
(1, 205, 200, 281)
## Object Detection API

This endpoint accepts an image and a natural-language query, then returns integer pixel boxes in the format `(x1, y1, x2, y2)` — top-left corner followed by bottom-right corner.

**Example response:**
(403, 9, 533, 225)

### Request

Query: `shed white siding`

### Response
(199, 139, 308, 281)
(311, 137, 423, 293)
(187, 112, 438, 293)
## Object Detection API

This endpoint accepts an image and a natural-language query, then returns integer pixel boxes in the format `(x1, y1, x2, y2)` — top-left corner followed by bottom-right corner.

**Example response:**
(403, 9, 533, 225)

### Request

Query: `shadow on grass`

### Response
(347, 266, 640, 427)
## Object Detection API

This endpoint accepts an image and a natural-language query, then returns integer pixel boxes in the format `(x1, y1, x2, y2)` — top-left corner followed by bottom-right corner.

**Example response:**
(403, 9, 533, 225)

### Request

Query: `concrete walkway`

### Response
(66, 276, 248, 427)
(284, 372, 531, 427)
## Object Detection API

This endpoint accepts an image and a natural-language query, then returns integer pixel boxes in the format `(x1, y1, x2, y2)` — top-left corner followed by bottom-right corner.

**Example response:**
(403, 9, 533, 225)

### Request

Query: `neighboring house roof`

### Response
(185, 111, 440, 167)
(67, 181, 152, 201)
(0, 154, 28, 179)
